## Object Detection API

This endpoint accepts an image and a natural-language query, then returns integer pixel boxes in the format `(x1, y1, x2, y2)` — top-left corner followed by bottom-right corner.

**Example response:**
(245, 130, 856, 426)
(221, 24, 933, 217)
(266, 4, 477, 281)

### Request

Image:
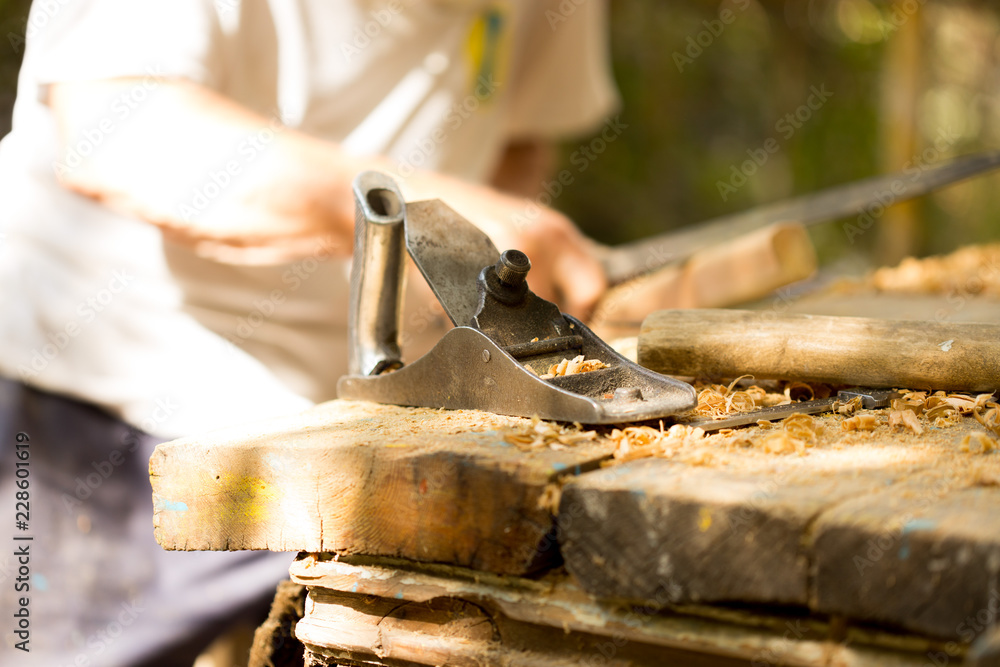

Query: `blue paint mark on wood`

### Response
(899, 518, 937, 560)
(902, 518, 937, 534)
(154, 495, 189, 512)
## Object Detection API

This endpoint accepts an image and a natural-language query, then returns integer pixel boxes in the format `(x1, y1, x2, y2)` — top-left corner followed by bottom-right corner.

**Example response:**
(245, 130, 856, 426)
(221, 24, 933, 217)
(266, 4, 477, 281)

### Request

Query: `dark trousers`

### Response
(0, 377, 293, 666)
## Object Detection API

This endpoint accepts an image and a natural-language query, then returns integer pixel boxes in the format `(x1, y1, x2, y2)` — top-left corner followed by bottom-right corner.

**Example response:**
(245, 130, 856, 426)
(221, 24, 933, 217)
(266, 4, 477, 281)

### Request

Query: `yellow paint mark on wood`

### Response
(698, 508, 712, 532)
(218, 473, 280, 524)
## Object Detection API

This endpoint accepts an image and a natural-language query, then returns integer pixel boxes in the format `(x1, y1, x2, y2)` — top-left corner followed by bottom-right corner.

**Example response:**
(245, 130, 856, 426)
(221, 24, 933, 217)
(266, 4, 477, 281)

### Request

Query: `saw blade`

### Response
(600, 150, 1000, 285)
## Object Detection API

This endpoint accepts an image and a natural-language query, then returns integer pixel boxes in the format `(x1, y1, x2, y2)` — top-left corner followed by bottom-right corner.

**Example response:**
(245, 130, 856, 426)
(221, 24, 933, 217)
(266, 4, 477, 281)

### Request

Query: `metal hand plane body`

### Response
(337, 172, 696, 424)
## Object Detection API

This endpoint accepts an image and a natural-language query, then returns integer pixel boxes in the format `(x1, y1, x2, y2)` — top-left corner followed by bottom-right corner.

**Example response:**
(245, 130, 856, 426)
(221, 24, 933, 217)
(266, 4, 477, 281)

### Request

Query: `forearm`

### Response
(50, 78, 373, 263)
(48, 77, 606, 316)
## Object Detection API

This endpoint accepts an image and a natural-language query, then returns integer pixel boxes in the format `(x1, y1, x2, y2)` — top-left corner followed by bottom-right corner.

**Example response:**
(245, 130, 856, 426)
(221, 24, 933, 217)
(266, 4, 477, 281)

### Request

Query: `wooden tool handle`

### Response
(639, 309, 1000, 392)
(590, 223, 816, 340)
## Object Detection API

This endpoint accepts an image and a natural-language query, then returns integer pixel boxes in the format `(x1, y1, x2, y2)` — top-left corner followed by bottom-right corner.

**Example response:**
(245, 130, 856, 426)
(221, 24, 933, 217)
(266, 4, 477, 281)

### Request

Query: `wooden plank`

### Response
(558, 459, 903, 606)
(811, 484, 1000, 640)
(557, 417, 1000, 641)
(590, 222, 816, 340)
(150, 400, 615, 575)
(288, 554, 940, 667)
(638, 309, 1000, 391)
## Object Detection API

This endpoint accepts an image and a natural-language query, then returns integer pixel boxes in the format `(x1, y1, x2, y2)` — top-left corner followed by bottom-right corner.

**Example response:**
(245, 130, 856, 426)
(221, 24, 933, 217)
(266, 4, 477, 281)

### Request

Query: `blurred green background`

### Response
(1, 0, 998, 271)
(564, 0, 1000, 271)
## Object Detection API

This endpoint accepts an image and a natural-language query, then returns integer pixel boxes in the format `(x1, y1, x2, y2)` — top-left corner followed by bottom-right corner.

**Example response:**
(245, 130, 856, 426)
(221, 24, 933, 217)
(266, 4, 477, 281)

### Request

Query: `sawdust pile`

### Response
(609, 423, 705, 462)
(503, 417, 598, 450)
(831, 244, 1000, 296)
(501, 383, 998, 472)
(536, 355, 608, 380)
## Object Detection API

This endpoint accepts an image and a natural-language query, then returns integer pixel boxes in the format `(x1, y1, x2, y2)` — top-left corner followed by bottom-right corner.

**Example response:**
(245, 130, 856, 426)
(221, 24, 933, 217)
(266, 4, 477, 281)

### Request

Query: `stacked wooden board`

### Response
(151, 397, 1000, 666)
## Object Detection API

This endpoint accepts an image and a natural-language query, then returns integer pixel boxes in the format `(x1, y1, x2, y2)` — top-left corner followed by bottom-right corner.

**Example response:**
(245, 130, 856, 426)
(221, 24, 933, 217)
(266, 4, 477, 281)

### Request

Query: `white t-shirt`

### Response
(0, 0, 618, 438)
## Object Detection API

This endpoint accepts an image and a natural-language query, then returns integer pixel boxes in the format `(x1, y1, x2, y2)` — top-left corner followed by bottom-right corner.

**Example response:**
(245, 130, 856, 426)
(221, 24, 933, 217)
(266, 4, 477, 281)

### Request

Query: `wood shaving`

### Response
(693, 375, 762, 419)
(842, 414, 881, 432)
(889, 409, 924, 435)
(503, 417, 598, 450)
(537, 482, 562, 513)
(539, 355, 608, 379)
(961, 432, 998, 455)
(974, 400, 1000, 437)
(925, 402, 958, 422)
(784, 382, 815, 402)
(753, 413, 821, 455)
(835, 396, 864, 416)
(934, 412, 963, 428)
(864, 244, 1000, 297)
(782, 413, 823, 443)
(892, 393, 926, 415)
(760, 431, 805, 455)
(609, 423, 705, 462)
(690, 379, 837, 421)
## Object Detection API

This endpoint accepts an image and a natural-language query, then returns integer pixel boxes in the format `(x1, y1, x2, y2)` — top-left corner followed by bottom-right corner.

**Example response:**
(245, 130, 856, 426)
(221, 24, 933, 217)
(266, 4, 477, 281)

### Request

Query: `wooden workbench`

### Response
(151, 395, 1000, 666)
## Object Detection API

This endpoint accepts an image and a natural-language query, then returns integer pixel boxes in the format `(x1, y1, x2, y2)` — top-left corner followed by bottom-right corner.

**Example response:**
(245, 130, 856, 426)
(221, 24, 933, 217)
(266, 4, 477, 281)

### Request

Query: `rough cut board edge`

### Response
(557, 452, 1000, 643)
(557, 460, 891, 606)
(288, 554, 948, 667)
(810, 484, 1000, 641)
(150, 400, 616, 576)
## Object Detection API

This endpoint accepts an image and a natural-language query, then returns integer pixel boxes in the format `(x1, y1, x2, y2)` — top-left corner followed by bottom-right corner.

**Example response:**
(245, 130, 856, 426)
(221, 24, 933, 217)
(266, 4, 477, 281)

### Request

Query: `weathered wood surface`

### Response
(151, 400, 615, 575)
(559, 416, 1000, 642)
(288, 554, 942, 667)
(639, 309, 1000, 391)
(559, 460, 902, 606)
(811, 484, 1000, 640)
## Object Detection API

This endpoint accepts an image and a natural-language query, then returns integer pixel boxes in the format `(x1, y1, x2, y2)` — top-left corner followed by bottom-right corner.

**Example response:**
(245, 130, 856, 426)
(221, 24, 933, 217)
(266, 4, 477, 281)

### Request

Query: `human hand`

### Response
(400, 174, 607, 320)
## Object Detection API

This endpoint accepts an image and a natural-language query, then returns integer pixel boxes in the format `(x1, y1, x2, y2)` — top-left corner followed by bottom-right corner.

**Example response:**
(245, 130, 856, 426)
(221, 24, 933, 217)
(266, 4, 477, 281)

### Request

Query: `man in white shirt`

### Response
(0, 0, 619, 664)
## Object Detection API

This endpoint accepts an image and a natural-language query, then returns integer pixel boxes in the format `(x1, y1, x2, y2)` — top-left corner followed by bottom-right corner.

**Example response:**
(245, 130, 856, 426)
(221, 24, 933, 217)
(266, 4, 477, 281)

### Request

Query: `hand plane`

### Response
(336, 172, 697, 424)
